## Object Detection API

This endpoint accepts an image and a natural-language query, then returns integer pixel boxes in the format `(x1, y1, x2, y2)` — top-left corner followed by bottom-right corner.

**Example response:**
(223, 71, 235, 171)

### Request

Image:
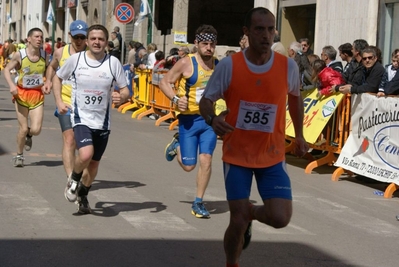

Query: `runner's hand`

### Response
(177, 95, 188, 112)
(112, 91, 122, 105)
(9, 84, 18, 96)
(293, 136, 308, 158)
(211, 109, 234, 137)
(42, 81, 52, 95)
(57, 101, 71, 115)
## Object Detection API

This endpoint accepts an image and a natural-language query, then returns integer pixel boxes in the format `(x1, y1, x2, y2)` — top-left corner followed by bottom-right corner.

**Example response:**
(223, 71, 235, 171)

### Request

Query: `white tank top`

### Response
(70, 52, 116, 130)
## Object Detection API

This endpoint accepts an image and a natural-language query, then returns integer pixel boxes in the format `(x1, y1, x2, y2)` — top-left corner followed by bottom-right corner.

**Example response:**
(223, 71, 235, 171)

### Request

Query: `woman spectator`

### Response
(289, 42, 313, 90)
(2, 39, 17, 70)
(127, 41, 136, 66)
(146, 43, 158, 69)
(312, 59, 345, 98)
(163, 48, 179, 69)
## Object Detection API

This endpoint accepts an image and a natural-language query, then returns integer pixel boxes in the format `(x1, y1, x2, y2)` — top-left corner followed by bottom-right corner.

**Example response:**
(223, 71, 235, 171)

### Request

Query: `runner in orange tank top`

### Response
(4, 28, 50, 167)
(200, 7, 308, 267)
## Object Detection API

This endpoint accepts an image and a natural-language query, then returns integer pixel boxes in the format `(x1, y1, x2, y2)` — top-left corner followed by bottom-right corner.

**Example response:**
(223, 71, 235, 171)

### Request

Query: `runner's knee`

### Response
(182, 165, 196, 172)
(29, 126, 41, 136)
(268, 212, 291, 228)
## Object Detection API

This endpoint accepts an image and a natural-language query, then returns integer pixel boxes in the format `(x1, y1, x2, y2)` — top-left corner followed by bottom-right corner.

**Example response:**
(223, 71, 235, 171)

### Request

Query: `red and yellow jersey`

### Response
(17, 48, 46, 89)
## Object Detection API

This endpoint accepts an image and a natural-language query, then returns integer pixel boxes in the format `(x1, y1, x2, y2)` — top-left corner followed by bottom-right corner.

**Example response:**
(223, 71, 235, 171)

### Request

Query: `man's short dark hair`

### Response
(353, 39, 369, 54)
(155, 50, 165, 61)
(87, 25, 109, 41)
(299, 38, 310, 44)
(338, 43, 353, 57)
(244, 7, 273, 28)
(27, 28, 43, 37)
(195, 24, 217, 36)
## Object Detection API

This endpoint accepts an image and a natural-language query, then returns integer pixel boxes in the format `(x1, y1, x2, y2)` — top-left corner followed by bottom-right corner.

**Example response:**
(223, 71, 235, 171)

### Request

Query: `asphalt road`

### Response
(0, 73, 399, 267)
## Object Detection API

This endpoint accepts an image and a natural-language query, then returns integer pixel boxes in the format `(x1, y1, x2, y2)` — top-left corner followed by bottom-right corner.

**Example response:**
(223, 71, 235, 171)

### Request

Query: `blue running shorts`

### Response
(223, 161, 292, 201)
(178, 114, 217, 166)
(54, 107, 72, 132)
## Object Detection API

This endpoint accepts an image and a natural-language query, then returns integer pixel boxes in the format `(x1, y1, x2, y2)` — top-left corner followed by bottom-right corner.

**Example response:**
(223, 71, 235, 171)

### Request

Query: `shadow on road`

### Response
(0, 239, 359, 267)
(0, 144, 8, 156)
(179, 200, 259, 217)
(91, 179, 146, 192)
(82, 201, 168, 217)
(0, 118, 17, 121)
(28, 160, 64, 167)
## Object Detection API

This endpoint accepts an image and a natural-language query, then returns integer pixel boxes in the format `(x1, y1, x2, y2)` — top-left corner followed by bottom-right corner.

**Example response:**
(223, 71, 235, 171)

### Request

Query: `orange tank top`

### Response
(223, 52, 288, 168)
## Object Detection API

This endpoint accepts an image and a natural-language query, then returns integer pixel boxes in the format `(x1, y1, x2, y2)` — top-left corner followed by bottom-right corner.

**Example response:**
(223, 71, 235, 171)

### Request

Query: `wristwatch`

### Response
(172, 95, 180, 105)
(206, 114, 216, 126)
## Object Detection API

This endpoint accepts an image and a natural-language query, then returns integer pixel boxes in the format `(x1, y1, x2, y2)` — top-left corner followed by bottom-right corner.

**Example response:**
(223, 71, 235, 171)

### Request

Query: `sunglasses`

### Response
(72, 35, 86, 40)
(362, 56, 374, 61)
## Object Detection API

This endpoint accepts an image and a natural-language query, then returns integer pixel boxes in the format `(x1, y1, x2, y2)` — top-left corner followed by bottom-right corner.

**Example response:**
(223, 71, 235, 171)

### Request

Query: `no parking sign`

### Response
(115, 3, 134, 24)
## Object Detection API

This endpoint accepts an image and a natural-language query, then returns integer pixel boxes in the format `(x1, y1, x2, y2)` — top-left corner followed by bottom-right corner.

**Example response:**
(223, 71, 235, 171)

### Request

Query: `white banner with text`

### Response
(334, 93, 399, 184)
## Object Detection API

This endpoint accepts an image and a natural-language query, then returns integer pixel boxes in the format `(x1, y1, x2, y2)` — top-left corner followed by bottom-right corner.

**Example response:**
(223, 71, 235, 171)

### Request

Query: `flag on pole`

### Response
(139, 0, 150, 16)
(46, 1, 54, 24)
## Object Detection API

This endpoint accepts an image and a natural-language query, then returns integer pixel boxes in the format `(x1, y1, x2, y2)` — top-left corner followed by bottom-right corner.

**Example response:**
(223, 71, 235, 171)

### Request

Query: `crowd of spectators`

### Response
(2, 28, 398, 99)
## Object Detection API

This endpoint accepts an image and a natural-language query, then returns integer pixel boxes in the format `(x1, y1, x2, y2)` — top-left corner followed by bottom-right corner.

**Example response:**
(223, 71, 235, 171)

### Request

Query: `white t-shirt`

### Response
(147, 50, 158, 69)
(56, 51, 127, 130)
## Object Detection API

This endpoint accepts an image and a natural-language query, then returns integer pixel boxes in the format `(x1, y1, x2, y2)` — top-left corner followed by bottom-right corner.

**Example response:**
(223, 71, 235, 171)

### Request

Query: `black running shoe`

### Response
(243, 221, 252, 250)
(78, 196, 92, 214)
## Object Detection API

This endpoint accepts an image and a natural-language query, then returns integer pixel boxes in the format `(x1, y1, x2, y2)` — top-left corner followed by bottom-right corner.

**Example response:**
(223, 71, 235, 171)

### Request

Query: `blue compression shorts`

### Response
(223, 161, 292, 201)
(178, 114, 217, 166)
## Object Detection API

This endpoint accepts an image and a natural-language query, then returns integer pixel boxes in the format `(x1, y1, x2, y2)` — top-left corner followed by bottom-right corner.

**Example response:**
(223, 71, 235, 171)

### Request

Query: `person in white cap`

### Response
(42, 20, 89, 178)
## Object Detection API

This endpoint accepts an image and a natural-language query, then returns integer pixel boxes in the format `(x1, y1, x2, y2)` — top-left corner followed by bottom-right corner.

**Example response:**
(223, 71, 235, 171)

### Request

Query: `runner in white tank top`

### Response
(53, 24, 130, 214)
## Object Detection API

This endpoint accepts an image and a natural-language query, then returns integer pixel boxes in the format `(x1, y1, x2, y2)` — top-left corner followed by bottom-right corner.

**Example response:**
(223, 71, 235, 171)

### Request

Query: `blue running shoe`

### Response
(242, 221, 252, 250)
(165, 133, 179, 161)
(191, 202, 210, 218)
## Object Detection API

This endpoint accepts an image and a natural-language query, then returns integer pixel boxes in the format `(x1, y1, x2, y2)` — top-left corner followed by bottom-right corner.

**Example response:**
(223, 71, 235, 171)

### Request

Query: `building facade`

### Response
(0, 0, 398, 65)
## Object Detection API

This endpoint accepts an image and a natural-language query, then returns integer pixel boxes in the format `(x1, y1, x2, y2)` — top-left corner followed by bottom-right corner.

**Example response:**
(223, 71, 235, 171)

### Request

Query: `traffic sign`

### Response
(115, 3, 134, 24)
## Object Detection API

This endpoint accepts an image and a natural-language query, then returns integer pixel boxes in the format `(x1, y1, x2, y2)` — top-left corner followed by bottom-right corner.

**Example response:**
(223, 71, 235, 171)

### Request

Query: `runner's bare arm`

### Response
(4, 52, 21, 96)
(52, 74, 70, 114)
(42, 48, 62, 95)
(112, 87, 130, 105)
(288, 93, 308, 157)
(159, 57, 191, 111)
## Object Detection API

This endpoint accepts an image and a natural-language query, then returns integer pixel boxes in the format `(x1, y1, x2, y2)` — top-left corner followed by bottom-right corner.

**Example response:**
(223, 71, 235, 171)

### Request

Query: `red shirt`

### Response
(44, 42, 52, 55)
(318, 67, 345, 96)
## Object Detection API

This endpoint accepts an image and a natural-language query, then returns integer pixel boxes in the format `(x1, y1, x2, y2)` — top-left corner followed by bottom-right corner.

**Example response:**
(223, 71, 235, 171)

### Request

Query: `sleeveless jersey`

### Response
(17, 48, 46, 89)
(59, 44, 73, 105)
(177, 55, 218, 115)
(223, 52, 288, 168)
(70, 52, 116, 130)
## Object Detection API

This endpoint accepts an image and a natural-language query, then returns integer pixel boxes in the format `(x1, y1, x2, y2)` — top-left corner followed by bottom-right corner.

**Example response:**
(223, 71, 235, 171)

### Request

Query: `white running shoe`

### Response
(12, 155, 24, 167)
(64, 175, 78, 202)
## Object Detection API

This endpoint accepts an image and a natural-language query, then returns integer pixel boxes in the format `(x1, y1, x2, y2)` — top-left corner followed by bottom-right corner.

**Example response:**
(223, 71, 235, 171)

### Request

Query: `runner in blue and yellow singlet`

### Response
(42, 20, 88, 177)
(159, 25, 219, 218)
(4, 27, 49, 167)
